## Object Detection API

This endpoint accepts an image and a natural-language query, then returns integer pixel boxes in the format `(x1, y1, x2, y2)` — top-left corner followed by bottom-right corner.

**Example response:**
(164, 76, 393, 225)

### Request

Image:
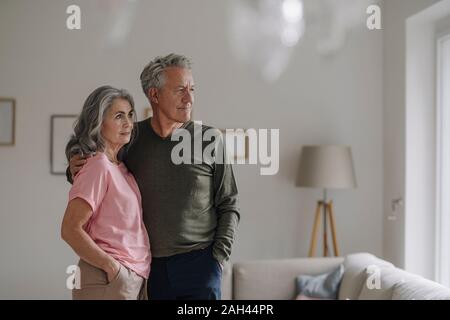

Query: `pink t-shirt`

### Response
(68, 152, 151, 279)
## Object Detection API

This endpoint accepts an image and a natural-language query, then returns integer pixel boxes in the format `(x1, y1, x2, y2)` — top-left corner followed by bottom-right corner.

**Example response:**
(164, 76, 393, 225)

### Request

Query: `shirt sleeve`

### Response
(68, 158, 109, 213)
(212, 131, 241, 264)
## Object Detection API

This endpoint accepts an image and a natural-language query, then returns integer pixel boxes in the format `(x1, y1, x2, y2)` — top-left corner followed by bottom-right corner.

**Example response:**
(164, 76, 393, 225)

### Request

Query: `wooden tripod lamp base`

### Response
(308, 200, 340, 257)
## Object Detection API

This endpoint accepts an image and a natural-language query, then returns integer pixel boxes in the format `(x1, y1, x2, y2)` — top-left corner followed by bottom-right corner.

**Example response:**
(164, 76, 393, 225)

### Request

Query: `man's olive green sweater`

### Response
(124, 119, 240, 264)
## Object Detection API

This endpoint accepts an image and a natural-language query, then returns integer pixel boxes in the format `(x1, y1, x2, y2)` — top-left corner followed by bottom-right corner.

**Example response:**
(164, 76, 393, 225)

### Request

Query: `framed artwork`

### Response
(220, 129, 249, 161)
(50, 115, 77, 175)
(0, 98, 15, 146)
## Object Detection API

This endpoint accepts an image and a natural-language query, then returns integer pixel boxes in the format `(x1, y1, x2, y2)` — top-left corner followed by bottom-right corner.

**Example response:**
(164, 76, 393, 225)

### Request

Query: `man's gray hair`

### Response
(65, 85, 136, 161)
(140, 53, 192, 97)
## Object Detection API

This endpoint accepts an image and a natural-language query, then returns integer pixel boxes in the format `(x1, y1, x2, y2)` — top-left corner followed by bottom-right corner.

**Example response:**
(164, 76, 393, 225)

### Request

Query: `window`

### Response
(436, 33, 450, 287)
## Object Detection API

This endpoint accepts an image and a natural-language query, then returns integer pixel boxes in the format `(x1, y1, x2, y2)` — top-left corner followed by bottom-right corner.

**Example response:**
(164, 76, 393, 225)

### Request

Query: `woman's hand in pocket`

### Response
(104, 259, 121, 283)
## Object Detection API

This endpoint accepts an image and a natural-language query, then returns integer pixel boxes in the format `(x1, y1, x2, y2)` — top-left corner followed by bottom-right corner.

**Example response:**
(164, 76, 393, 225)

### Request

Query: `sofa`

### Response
(220, 253, 450, 300)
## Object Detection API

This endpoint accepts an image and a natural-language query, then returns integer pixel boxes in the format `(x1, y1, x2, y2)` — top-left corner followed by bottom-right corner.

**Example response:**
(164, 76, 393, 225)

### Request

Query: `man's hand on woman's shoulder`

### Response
(69, 154, 93, 179)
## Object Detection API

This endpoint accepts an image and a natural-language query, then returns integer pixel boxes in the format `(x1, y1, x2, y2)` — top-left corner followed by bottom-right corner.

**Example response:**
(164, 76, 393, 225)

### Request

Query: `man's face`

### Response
(154, 67, 194, 123)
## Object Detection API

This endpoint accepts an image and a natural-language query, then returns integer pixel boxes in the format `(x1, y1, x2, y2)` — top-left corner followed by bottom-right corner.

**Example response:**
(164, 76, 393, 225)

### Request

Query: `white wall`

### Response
(0, 0, 383, 298)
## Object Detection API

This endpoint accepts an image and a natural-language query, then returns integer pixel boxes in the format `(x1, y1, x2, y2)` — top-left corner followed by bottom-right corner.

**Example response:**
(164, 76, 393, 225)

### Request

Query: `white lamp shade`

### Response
(297, 145, 357, 189)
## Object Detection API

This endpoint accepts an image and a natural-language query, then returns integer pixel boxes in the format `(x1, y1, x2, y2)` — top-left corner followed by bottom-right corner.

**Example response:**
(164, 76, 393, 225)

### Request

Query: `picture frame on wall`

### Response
(50, 115, 77, 175)
(0, 98, 16, 146)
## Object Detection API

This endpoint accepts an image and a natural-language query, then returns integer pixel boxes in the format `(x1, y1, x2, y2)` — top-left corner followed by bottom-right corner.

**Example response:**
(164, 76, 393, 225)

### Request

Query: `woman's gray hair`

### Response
(140, 53, 192, 97)
(65, 85, 136, 162)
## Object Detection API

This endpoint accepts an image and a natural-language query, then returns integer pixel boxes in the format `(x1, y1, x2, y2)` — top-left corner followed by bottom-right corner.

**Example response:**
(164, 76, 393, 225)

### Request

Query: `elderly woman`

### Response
(61, 86, 151, 300)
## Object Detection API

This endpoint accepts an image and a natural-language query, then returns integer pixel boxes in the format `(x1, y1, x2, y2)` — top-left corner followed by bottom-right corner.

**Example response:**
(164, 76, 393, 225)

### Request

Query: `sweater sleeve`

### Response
(212, 132, 240, 264)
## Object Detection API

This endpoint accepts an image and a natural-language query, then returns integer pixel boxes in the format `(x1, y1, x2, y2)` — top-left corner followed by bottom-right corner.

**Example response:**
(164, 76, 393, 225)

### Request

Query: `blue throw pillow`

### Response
(296, 264, 344, 299)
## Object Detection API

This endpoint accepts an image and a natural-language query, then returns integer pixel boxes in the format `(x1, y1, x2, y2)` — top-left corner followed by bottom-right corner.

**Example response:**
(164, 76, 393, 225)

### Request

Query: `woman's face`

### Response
(101, 98, 134, 148)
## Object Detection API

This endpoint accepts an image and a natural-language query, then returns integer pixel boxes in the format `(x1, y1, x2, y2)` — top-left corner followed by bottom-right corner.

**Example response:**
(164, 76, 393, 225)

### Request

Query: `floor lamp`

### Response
(297, 145, 357, 257)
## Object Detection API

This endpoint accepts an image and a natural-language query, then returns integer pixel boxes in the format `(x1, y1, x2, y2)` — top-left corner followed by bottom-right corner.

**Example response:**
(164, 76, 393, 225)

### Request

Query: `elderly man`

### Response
(68, 53, 240, 300)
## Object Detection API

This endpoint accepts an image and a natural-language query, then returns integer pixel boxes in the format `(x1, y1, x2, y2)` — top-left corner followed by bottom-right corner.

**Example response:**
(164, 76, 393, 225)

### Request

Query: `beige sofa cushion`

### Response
(233, 257, 343, 300)
(358, 267, 418, 300)
(339, 253, 394, 300)
(221, 262, 233, 300)
(392, 277, 450, 300)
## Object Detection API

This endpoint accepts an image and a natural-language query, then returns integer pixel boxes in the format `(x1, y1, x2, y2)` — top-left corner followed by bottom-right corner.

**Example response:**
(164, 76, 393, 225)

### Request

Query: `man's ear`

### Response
(149, 88, 158, 104)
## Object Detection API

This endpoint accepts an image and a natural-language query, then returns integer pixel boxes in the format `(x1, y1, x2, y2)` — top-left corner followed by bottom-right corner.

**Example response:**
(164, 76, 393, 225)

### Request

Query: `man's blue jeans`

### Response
(147, 245, 222, 300)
